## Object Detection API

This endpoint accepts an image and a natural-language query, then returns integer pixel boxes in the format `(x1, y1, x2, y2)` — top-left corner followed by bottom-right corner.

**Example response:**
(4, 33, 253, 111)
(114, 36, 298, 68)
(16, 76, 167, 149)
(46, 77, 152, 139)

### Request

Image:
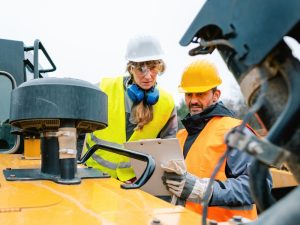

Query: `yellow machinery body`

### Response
(0, 154, 202, 225)
(0, 38, 202, 225)
(23, 138, 41, 159)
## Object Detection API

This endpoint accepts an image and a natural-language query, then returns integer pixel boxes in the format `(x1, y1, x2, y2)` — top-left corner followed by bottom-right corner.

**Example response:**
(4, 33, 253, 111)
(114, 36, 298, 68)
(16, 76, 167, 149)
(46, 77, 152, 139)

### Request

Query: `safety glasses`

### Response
(131, 61, 162, 76)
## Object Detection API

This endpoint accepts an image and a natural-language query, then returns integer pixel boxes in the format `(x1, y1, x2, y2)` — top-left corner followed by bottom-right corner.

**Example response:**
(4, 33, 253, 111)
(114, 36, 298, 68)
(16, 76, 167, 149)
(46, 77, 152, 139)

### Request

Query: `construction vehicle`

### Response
(179, 0, 300, 224)
(2, 0, 300, 222)
(0, 38, 202, 225)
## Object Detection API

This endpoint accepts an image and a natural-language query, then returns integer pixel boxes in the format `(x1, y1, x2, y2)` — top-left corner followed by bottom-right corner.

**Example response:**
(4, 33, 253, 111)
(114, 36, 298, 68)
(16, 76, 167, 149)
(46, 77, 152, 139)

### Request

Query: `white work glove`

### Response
(161, 159, 211, 202)
(162, 171, 210, 201)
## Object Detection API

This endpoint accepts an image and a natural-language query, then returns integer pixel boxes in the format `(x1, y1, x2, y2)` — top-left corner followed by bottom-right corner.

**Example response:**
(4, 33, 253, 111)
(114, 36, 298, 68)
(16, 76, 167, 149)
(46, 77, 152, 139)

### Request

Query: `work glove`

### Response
(161, 159, 211, 202)
(162, 172, 210, 201)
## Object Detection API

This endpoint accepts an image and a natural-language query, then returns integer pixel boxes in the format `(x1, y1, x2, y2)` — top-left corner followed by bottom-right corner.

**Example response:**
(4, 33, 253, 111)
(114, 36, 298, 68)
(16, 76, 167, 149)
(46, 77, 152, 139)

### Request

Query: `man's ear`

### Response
(213, 89, 221, 102)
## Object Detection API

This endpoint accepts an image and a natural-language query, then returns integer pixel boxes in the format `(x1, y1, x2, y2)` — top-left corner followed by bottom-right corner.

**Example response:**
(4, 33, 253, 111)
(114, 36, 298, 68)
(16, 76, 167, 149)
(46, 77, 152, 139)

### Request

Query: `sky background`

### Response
(2, 0, 300, 105)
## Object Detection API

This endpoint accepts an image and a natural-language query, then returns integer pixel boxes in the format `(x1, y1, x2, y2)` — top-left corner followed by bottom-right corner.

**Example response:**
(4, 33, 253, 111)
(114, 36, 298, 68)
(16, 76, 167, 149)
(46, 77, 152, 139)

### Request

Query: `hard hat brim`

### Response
(178, 85, 218, 93)
(126, 54, 164, 63)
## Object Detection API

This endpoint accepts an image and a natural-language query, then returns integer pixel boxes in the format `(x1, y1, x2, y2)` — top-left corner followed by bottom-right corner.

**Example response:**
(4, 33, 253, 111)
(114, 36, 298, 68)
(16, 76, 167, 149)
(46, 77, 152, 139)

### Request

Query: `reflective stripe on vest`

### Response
(86, 135, 131, 170)
(177, 116, 257, 222)
(84, 76, 174, 181)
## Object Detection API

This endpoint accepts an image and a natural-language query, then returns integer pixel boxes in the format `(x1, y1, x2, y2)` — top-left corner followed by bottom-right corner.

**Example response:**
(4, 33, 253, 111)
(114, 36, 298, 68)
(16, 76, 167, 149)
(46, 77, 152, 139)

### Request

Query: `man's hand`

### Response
(161, 159, 212, 202)
(162, 171, 211, 201)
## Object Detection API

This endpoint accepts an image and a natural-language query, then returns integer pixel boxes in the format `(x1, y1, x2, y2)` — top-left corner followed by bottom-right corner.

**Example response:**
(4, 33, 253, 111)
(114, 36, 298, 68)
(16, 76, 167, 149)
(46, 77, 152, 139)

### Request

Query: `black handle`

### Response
(24, 39, 57, 79)
(78, 143, 155, 189)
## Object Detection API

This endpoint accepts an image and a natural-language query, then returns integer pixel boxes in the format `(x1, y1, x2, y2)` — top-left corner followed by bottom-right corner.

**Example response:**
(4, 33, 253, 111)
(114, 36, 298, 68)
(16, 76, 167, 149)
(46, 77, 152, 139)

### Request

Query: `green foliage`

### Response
(176, 97, 263, 131)
(176, 99, 189, 129)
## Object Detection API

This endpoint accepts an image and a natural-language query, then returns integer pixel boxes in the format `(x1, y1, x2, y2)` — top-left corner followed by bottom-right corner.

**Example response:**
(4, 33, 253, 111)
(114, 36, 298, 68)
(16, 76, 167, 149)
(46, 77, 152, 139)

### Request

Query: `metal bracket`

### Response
(226, 127, 290, 168)
(3, 167, 110, 185)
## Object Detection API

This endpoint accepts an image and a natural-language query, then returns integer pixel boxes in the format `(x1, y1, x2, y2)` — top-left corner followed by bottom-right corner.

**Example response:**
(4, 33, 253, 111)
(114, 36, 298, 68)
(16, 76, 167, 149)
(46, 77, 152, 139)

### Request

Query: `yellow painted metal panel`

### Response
(270, 168, 298, 188)
(24, 138, 41, 159)
(0, 154, 202, 225)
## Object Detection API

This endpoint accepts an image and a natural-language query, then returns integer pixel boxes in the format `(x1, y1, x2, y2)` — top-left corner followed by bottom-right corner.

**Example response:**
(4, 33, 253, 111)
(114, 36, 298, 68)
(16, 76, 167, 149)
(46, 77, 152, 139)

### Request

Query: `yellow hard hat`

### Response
(178, 60, 222, 93)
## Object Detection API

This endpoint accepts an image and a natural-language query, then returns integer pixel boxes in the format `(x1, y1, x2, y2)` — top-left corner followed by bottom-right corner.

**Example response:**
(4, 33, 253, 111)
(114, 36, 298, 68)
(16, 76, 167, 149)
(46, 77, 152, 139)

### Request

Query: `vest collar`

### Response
(182, 102, 235, 135)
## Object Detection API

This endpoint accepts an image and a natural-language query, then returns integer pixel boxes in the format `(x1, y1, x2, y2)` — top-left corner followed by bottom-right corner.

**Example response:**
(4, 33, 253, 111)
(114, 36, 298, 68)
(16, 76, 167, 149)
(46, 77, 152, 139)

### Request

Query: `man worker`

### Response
(161, 59, 272, 222)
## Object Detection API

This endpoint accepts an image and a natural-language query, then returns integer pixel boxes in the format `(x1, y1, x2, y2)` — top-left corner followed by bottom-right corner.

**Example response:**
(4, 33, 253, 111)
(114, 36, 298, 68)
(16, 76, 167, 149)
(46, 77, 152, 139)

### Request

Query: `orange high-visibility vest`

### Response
(177, 116, 257, 222)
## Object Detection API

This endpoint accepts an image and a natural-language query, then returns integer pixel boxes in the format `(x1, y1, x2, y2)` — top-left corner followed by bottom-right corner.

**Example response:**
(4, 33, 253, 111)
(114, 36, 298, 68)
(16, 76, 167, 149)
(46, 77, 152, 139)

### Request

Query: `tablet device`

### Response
(124, 138, 184, 196)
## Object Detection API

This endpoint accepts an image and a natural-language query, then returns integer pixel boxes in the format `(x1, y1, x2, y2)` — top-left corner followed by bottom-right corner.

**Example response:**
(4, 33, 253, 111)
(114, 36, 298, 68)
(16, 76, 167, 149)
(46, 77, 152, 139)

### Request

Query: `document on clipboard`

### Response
(124, 138, 184, 196)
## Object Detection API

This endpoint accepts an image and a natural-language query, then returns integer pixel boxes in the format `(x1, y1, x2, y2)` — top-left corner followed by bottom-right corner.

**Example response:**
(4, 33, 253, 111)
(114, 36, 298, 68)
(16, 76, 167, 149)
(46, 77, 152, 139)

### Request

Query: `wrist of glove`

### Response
(162, 172, 211, 202)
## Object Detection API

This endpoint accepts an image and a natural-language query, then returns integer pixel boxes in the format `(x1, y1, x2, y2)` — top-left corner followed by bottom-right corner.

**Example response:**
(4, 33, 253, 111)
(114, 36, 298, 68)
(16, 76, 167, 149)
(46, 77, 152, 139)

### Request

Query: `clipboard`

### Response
(124, 138, 184, 196)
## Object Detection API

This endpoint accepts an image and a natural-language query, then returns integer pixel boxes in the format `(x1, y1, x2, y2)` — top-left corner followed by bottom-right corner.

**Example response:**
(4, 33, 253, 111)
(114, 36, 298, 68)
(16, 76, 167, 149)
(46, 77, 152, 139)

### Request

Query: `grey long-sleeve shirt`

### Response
(210, 148, 258, 206)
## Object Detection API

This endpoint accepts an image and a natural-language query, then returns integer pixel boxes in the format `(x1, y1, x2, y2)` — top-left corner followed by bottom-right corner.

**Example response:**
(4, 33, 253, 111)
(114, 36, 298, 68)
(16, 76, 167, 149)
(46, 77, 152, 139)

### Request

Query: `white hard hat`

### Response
(125, 35, 164, 62)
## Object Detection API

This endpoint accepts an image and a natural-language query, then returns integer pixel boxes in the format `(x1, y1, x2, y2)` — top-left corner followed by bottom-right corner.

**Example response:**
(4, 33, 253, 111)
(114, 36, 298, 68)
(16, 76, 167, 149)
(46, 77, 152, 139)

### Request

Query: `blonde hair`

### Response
(126, 60, 164, 130)
(132, 102, 154, 131)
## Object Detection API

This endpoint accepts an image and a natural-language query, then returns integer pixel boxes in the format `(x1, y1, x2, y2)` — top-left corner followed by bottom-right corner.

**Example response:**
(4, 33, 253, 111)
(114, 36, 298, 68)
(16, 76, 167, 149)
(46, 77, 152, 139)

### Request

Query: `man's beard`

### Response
(189, 103, 203, 115)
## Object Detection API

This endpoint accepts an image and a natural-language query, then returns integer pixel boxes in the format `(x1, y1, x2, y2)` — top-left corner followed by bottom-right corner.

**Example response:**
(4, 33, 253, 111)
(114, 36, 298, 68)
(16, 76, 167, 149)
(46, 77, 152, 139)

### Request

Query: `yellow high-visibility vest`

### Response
(85, 76, 174, 181)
